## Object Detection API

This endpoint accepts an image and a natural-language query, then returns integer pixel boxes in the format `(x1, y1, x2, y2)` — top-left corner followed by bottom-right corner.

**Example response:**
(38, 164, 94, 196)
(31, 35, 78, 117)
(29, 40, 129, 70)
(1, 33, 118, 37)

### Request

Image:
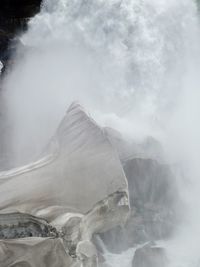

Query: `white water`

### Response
(2, 0, 200, 266)
(103, 247, 136, 267)
(0, 61, 3, 74)
(3, 0, 199, 164)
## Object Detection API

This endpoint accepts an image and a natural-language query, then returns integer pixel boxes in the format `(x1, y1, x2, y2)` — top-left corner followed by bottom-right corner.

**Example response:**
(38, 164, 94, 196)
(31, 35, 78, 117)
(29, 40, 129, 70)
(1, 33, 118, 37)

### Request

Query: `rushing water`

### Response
(3, 0, 199, 164)
(2, 0, 200, 266)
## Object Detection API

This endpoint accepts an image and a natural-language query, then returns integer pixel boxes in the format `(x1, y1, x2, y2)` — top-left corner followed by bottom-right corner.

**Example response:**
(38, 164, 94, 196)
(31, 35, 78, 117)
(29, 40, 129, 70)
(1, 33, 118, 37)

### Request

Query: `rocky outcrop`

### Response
(104, 127, 164, 163)
(132, 244, 168, 267)
(0, 190, 129, 266)
(0, 212, 58, 239)
(0, 103, 128, 214)
(0, 238, 74, 267)
(124, 158, 176, 211)
(99, 157, 178, 253)
(0, 103, 129, 266)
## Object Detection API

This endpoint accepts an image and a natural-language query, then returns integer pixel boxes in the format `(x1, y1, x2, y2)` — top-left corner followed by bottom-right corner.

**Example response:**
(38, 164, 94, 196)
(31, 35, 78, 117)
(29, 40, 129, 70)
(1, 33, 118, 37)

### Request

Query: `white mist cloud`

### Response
(2, 1, 200, 265)
(3, 0, 197, 166)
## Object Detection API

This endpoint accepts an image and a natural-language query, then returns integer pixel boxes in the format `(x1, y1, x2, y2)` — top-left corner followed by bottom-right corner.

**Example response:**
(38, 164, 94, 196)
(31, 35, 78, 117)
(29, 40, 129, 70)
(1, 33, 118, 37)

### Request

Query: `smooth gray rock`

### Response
(0, 238, 76, 267)
(0, 212, 58, 239)
(124, 158, 176, 210)
(61, 191, 129, 257)
(100, 158, 178, 252)
(132, 245, 168, 267)
(0, 103, 129, 266)
(0, 189, 129, 266)
(0, 103, 128, 217)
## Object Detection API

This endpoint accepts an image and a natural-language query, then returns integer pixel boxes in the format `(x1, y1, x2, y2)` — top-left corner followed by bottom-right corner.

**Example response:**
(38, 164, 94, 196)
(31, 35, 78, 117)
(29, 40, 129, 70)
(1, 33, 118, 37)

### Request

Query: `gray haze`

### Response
(2, 0, 200, 266)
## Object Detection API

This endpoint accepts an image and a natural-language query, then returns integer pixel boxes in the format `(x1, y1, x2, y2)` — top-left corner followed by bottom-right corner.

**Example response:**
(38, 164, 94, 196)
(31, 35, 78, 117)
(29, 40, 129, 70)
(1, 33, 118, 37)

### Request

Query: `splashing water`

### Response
(3, 0, 199, 164)
(103, 248, 136, 267)
(2, 0, 200, 266)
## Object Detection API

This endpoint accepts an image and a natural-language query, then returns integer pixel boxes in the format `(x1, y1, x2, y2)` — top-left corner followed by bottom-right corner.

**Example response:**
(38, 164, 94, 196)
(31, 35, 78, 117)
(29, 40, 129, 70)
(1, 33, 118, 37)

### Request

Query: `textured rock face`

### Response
(99, 157, 178, 253)
(0, 103, 128, 215)
(124, 158, 178, 245)
(0, 190, 129, 266)
(0, 238, 74, 267)
(104, 127, 164, 163)
(124, 158, 176, 211)
(0, 212, 58, 239)
(0, 103, 129, 266)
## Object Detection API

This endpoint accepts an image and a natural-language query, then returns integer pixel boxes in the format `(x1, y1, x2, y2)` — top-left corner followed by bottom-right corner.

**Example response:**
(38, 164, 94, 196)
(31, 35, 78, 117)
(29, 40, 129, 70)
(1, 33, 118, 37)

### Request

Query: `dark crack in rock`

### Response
(0, 212, 58, 239)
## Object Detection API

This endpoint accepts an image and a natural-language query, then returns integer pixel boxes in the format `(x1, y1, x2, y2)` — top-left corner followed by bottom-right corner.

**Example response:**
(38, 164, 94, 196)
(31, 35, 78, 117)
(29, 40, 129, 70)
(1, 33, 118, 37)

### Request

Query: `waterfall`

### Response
(2, 0, 200, 266)
(2, 0, 198, 164)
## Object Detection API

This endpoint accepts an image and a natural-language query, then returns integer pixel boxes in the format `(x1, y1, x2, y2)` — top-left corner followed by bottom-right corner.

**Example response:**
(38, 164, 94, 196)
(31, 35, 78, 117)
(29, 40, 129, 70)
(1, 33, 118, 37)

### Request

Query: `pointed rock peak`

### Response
(65, 101, 98, 126)
(55, 102, 104, 152)
(0, 101, 128, 217)
(67, 101, 85, 114)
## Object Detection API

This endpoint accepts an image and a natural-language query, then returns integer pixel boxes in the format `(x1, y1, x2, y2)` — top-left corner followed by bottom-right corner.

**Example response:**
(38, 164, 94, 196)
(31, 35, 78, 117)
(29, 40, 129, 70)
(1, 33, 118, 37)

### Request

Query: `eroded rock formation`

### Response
(99, 149, 179, 253)
(0, 103, 129, 266)
(0, 212, 58, 239)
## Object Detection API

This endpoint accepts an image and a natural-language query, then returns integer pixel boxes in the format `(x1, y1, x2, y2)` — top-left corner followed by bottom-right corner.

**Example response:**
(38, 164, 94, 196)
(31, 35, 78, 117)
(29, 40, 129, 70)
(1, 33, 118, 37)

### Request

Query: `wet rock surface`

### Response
(0, 212, 58, 239)
(0, 101, 179, 266)
(124, 158, 175, 207)
(99, 157, 178, 253)
(0, 103, 129, 266)
(0, 103, 128, 214)
(104, 127, 164, 163)
(0, 103, 180, 266)
(0, 238, 74, 267)
(132, 245, 168, 267)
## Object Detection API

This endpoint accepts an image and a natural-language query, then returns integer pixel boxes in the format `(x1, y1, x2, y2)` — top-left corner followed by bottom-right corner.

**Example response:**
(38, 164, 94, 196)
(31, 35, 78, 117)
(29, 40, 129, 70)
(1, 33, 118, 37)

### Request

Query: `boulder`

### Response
(0, 103, 128, 216)
(104, 127, 164, 163)
(0, 238, 76, 267)
(0, 212, 58, 239)
(0, 103, 129, 266)
(132, 245, 168, 267)
(124, 158, 176, 212)
(0, 189, 129, 266)
(100, 158, 178, 252)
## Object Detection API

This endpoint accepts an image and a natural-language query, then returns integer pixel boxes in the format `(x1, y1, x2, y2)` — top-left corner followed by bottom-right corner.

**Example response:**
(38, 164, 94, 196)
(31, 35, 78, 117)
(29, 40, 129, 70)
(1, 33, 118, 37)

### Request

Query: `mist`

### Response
(1, 0, 200, 266)
(2, 0, 195, 164)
